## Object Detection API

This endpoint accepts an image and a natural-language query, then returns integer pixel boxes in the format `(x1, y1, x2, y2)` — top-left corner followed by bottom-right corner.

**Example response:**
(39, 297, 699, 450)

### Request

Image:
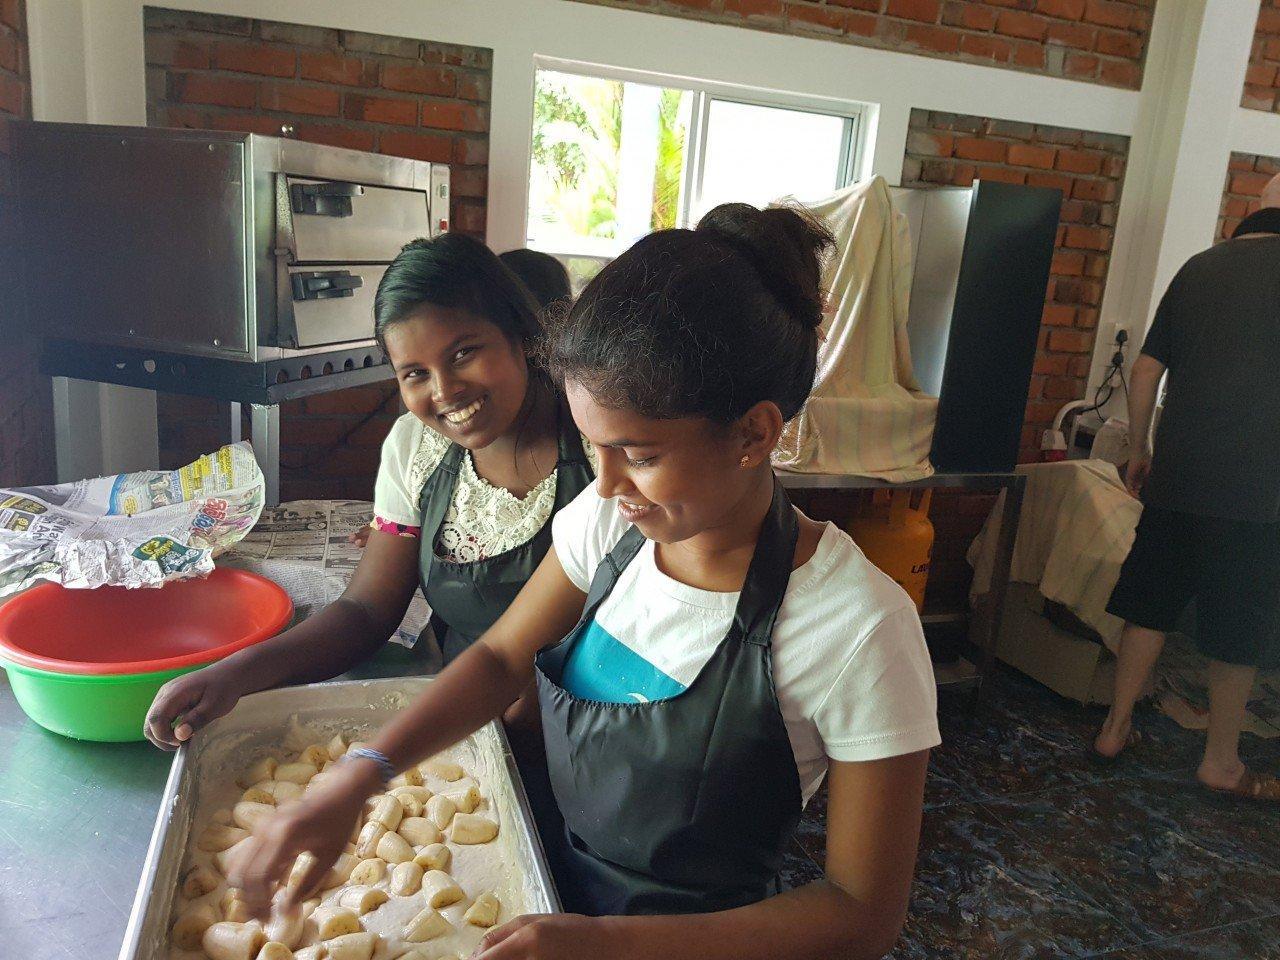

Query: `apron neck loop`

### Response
(732, 480, 798, 648)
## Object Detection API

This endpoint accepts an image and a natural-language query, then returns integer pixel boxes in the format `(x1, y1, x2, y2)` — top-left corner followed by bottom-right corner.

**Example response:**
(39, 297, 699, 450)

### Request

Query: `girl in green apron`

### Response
(232, 205, 940, 960)
(144, 233, 593, 750)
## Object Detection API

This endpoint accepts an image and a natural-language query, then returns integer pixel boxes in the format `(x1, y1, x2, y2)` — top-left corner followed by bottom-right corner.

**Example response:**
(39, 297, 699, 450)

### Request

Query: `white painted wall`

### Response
(21, 0, 1280, 471)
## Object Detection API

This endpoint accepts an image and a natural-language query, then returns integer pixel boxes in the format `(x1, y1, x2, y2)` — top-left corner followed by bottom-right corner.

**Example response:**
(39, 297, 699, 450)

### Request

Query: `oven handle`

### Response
(291, 270, 364, 301)
(290, 181, 365, 218)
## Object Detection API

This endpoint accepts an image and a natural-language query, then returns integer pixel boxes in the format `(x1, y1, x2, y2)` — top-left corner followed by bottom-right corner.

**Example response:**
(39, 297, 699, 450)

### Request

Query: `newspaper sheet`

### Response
(0, 443, 263, 597)
(221, 500, 435, 659)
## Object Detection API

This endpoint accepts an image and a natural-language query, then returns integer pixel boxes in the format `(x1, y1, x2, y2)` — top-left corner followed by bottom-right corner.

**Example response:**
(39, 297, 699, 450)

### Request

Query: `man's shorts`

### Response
(1107, 505, 1280, 669)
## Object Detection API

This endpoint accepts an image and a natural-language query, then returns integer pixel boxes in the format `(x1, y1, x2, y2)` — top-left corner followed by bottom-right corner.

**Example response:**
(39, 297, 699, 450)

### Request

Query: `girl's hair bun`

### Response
(695, 202, 834, 330)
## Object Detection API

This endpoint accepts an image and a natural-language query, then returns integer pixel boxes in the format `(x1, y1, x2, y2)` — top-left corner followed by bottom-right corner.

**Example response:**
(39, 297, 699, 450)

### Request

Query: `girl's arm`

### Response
(145, 530, 421, 747)
(230, 548, 588, 914)
(477, 750, 930, 960)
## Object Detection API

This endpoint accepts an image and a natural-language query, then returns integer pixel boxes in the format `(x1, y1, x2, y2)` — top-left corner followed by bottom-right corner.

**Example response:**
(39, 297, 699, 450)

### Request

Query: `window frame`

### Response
(527, 57, 871, 262)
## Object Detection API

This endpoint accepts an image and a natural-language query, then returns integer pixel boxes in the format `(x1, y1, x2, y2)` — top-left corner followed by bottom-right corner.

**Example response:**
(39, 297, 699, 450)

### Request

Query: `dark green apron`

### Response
(417, 404, 593, 664)
(535, 480, 804, 915)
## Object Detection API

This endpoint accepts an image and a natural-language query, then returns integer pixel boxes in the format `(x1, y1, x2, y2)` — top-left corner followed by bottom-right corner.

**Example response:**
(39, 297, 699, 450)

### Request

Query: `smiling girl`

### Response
(232, 205, 940, 960)
(144, 233, 595, 749)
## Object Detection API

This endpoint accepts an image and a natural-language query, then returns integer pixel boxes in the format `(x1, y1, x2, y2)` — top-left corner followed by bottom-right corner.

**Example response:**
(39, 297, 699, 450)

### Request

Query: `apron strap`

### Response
(417, 441, 467, 546)
(732, 480, 799, 648)
(580, 525, 645, 611)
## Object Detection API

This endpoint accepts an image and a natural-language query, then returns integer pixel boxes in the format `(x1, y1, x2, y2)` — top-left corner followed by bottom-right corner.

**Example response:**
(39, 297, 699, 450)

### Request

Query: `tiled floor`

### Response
(786, 664, 1280, 959)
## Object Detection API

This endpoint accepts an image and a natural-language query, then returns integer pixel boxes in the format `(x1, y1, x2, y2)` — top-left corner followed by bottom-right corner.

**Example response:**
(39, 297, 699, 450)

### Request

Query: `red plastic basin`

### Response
(0, 567, 293, 675)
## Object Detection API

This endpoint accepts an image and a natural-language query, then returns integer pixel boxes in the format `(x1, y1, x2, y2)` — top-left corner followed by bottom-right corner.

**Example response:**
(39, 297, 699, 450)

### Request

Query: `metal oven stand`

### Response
(42, 338, 396, 506)
(777, 470, 1026, 706)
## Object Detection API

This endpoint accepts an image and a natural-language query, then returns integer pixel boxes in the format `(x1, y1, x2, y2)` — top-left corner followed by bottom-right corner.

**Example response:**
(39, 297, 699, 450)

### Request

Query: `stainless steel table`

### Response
(0, 645, 427, 960)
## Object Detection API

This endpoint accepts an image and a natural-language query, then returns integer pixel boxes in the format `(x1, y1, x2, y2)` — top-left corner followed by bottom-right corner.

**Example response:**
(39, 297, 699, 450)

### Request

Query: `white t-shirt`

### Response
(551, 485, 941, 803)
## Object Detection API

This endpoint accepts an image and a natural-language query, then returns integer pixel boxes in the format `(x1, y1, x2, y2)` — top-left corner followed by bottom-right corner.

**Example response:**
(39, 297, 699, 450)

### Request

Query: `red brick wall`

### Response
(1218, 151, 1280, 239)
(1242, 1, 1280, 111)
(0, 0, 56, 489)
(568, 0, 1154, 89)
(143, 8, 493, 500)
(902, 109, 1128, 609)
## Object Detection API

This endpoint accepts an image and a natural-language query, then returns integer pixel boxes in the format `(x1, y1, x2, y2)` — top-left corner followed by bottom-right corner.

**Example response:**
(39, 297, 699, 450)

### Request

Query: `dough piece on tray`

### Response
(450, 813, 499, 845)
(464, 892, 501, 928)
(399, 816, 442, 847)
(413, 843, 451, 872)
(201, 920, 265, 960)
(422, 870, 465, 909)
(403, 907, 453, 943)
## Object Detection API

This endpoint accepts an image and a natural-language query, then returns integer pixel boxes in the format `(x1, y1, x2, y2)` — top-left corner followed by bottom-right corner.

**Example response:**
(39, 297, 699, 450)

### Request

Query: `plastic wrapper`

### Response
(0, 443, 264, 598)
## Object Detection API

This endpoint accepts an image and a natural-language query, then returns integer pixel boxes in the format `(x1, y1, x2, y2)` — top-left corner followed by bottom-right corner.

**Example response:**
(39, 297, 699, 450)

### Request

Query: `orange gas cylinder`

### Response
(846, 489, 934, 611)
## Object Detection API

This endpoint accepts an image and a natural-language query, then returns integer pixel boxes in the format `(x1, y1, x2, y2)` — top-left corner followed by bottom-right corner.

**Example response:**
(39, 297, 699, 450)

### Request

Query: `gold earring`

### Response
(740, 456, 751, 468)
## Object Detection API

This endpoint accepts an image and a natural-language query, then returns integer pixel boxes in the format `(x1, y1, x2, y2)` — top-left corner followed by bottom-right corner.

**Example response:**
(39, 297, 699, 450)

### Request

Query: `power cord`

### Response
(1078, 328, 1128, 422)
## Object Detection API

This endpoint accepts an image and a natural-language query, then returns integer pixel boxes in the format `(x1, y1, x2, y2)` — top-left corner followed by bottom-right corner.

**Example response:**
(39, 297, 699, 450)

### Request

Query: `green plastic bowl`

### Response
(0, 569, 292, 742)
(2, 661, 198, 742)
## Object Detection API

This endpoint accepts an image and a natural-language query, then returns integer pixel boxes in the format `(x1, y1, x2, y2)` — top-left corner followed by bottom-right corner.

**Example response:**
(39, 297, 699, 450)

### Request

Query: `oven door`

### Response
(280, 263, 387, 349)
(283, 176, 431, 263)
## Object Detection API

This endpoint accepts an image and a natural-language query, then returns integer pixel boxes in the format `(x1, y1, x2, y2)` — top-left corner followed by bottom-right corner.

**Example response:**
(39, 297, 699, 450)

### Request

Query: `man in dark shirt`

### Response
(1094, 174, 1280, 801)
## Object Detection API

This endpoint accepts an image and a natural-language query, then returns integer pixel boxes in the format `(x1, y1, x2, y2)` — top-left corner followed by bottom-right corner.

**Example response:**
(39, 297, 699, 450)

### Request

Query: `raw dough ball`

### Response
(398, 816, 442, 847)
(450, 813, 499, 845)
(403, 907, 452, 943)
(413, 843, 451, 872)
(171, 902, 218, 950)
(338, 885, 388, 916)
(375, 830, 414, 864)
(201, 921, 266, 960)
(464, 892, 501, 928)
(348, 857, 387, 886)
(390, 861, 424, 896)
(426, 795, 457, 831)
(422, 870, 464, 909)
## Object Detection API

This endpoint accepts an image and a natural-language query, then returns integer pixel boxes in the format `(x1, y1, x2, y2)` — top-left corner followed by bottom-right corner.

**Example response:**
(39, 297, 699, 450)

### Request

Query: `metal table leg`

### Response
(972, 473, 1026, 709)
(249, 403, 280, 507)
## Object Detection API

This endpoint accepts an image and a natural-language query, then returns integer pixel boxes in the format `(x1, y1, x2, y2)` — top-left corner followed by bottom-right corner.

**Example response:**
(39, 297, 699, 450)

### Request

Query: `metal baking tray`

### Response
(116, 677, 560, 960)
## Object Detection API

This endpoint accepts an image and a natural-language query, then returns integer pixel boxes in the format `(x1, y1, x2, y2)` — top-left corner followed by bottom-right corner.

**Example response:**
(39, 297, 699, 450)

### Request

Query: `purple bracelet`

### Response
(342, 746, 396, 785)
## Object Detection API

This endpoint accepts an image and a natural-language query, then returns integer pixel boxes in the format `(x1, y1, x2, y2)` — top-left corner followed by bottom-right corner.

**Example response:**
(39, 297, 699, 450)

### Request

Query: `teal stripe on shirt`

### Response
(561, 620, 687, 704)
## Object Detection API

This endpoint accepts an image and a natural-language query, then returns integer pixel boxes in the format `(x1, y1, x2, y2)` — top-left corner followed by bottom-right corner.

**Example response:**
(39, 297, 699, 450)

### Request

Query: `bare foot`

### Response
(1196, 759, 1248, 792)
(1093, 715, 1139, 759)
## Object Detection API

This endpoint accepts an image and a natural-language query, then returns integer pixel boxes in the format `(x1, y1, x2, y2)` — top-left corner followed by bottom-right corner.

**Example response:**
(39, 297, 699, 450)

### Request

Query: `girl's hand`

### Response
(144, 664, 245, 749)
(226, 760, 380, 918)
(472, 914, 620, 960)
